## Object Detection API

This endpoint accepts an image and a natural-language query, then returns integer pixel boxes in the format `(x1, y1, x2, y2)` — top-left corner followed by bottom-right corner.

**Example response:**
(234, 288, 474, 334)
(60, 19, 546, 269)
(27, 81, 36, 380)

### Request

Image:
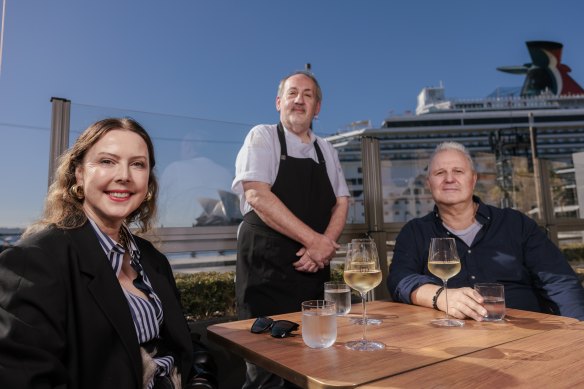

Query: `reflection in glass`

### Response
(158, 131, 238, 227)
(69, 104, 249, 228)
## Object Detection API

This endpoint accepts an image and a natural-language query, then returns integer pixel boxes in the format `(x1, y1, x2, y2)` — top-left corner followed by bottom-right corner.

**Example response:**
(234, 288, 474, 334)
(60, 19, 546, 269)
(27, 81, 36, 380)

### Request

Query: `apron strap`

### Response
(276, 122, 288, 160)
(277, 122, 325, 164)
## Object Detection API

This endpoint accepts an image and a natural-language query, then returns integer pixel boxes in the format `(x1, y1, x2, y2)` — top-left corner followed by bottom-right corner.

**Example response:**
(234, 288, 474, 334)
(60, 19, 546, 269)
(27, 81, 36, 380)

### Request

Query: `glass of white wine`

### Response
(348, 239, 382, 326)
(427, 237, 464, 327)
(343, 239, 385, 351)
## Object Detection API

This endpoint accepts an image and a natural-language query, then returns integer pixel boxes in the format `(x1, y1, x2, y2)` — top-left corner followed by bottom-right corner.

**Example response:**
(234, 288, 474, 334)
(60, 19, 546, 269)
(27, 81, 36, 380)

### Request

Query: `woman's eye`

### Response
(100, 159, 114, 165)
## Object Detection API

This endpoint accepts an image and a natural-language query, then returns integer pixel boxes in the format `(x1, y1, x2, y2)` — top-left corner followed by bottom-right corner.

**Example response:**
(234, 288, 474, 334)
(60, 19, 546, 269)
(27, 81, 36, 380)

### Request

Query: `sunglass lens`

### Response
(251, 317, 274, 334)
(270, 320, 299, 338)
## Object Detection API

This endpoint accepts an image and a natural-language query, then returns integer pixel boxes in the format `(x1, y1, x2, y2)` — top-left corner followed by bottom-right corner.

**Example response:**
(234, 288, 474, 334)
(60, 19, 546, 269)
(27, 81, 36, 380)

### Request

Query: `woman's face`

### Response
(75, 129, 150, 234)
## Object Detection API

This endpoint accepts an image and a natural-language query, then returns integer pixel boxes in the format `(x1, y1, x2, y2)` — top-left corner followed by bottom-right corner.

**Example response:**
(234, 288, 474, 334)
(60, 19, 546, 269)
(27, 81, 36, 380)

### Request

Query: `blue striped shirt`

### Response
(88, 218, 176, 388)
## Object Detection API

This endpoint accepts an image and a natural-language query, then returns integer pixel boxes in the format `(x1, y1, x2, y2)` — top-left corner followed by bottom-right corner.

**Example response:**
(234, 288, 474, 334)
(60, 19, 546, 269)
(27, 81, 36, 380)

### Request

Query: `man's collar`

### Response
(281, 123, 314, 143)
(473, 196, 491, 225)
(433, 195, 489, 224)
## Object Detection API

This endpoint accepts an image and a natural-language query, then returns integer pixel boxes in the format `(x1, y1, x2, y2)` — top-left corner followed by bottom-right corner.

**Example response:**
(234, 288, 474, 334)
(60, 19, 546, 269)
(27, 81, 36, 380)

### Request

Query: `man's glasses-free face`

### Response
(250, 317, 299, 338)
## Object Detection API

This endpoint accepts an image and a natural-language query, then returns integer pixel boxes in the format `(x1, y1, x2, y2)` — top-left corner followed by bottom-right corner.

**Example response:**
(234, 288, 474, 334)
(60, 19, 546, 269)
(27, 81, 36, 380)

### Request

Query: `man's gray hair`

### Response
(427, 141, 475, 176)
(277, 70, 323, 103)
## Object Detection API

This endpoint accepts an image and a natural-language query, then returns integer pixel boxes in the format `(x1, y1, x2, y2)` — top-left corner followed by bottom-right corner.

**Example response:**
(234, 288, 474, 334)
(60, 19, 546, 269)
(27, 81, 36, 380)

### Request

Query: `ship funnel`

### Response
(498, 41, 584, 97)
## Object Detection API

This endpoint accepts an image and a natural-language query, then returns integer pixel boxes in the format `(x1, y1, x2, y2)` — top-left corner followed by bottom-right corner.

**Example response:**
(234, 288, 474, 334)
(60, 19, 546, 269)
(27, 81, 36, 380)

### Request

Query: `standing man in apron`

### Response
(232, 70, 350, 388)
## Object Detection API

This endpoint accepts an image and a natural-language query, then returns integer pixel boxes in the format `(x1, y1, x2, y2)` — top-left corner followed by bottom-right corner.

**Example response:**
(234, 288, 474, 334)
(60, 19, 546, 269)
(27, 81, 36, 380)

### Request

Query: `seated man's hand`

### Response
(437, 287, 487, 321)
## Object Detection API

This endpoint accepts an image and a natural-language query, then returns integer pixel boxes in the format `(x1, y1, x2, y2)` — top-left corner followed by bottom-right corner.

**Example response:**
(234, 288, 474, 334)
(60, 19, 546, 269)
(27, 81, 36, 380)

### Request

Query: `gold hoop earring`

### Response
(70, 184, 84, 200)
(144, 191, 153, 202)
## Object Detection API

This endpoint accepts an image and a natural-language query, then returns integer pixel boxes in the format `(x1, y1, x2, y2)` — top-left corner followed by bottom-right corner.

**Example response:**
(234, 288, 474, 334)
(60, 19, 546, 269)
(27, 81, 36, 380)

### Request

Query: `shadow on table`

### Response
(502, 315, 567, 331)
(344, 312, 400, 322)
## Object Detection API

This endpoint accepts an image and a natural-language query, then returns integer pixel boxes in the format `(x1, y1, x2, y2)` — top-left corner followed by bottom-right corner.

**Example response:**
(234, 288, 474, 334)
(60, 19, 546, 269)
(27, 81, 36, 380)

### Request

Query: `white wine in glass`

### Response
(427, 237, 464, 327)
(348, 238, 383, 326)
(343, 239, 385, 351)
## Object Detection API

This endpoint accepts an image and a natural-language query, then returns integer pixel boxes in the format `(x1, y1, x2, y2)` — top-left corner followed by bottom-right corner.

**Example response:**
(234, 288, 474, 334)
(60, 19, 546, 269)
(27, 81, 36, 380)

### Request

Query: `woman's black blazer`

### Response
(0, 222, 194, 388)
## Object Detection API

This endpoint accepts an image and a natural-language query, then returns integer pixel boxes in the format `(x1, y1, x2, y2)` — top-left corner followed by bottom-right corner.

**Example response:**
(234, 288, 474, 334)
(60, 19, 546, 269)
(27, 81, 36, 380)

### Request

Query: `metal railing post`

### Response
(49, 97, 71, 188)
(361, 136, 389, 300)
(538, 159, 559, 246)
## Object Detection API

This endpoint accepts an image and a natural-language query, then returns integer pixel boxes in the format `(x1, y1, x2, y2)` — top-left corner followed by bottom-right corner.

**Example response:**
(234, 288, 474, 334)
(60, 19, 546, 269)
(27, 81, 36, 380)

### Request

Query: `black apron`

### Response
(236, 123, 337, 319)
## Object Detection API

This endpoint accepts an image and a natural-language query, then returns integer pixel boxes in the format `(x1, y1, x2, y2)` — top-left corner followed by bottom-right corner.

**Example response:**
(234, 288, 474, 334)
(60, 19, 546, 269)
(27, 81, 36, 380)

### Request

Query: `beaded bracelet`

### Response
(432, 286, 445, 310)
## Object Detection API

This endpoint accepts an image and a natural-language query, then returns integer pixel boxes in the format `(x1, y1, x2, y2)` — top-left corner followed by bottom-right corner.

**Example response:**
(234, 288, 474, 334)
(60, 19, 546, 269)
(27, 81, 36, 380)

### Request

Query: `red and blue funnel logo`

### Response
(497, 41, 584, 97)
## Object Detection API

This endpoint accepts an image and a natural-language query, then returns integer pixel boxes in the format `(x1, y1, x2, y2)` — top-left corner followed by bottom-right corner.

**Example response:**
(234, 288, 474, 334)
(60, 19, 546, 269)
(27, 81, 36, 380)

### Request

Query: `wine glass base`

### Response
(350, 317, 382, 325)
(345, 340, 386, 351)
(431, 318, 465, 327)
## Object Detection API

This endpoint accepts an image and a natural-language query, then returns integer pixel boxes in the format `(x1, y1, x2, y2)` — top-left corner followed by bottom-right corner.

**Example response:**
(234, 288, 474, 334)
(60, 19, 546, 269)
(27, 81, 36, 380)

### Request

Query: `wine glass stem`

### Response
(361, 292, 367, 341)
(443, 279, 450, 319)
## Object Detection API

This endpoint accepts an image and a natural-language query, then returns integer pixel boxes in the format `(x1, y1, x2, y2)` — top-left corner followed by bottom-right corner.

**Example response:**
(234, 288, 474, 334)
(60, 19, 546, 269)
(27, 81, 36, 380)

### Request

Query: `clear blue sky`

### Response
(1, 0, 584, 228)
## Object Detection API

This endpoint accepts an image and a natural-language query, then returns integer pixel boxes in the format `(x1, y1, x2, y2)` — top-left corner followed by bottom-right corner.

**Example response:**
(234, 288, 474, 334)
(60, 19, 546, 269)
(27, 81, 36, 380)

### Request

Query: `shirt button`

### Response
(471, 275, 476, 280)
(468, 250, 471, 253)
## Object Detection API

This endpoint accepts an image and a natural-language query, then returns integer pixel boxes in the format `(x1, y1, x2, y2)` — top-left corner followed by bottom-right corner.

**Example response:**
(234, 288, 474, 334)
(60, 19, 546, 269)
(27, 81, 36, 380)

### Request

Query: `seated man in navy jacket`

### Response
(387, 141, 584, 321)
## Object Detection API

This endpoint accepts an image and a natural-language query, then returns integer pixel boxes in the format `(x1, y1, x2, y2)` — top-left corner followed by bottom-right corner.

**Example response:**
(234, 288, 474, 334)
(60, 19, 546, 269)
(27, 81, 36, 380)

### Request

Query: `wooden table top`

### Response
(361, 321, 584, 388)
(207, 301, 578, 389)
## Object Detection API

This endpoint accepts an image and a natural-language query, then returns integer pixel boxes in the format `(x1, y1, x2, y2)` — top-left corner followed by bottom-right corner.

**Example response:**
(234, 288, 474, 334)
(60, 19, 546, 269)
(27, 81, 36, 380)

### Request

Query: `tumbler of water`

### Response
(324, 281, 351, 316)
(474, 283, 506, 321)
(301, 300, 337, 349)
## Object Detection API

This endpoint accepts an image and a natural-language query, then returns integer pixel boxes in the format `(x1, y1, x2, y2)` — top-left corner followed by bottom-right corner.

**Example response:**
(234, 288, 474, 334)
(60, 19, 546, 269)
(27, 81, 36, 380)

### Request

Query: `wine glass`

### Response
(427, 237, 464, 327)
(343, 239, 385, 350)
(348, 239, 382, 326)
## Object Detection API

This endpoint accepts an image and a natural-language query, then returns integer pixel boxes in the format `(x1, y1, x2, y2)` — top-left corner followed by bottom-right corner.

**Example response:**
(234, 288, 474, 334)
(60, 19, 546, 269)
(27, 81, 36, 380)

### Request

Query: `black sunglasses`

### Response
(250, 317, 299, 338)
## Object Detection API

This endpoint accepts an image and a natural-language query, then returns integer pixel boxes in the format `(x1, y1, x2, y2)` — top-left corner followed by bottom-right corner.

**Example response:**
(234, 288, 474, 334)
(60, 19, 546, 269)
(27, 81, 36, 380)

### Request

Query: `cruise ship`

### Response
(327, 41, 584, 224)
